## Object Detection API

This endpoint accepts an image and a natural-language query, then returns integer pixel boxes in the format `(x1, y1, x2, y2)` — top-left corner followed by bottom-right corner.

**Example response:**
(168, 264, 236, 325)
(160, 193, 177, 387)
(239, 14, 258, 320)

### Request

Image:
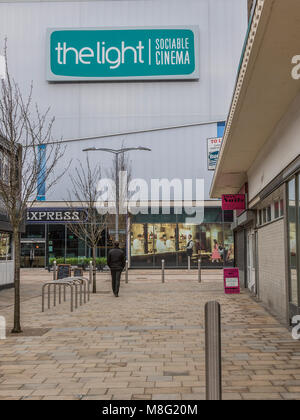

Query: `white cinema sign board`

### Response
(207, 137, 222, 171)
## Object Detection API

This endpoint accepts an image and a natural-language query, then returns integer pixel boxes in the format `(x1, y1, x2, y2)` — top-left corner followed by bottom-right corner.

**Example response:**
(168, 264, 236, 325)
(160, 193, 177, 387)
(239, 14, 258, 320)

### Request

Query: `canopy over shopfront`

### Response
(210, 0, 300, 323)
(210, 0, 300, 204)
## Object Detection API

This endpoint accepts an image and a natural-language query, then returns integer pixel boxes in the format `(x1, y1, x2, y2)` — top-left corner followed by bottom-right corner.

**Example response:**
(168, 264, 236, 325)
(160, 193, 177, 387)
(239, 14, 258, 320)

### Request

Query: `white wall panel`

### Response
(0, 0, 247, 200)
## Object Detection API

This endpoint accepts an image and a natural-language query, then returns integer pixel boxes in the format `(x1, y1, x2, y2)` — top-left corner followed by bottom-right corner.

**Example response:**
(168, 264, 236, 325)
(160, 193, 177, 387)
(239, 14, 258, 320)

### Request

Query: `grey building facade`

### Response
(0, 0, 247, 268)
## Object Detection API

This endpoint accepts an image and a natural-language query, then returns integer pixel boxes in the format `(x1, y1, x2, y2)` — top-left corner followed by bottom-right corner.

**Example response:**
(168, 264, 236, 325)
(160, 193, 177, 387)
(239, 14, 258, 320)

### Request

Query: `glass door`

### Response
(21, 241, 46, 268)
(247, 230, 256, 294)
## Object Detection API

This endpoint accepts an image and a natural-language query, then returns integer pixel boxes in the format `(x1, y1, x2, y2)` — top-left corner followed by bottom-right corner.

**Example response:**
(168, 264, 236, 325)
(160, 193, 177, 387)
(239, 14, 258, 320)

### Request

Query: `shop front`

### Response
(23, 206, 234, 269)
(287, 172, 300, 318)
(0, 213, 14, 289)
(22, 208, 126, 268)
(130, 207, 234, 268)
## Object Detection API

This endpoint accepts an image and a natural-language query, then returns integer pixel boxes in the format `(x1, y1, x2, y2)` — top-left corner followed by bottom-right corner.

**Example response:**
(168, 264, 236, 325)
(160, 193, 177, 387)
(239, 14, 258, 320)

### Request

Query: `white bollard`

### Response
(0, 316, 6, 340)
(89, 260, 93, 285)
(53, 260, 57, 281)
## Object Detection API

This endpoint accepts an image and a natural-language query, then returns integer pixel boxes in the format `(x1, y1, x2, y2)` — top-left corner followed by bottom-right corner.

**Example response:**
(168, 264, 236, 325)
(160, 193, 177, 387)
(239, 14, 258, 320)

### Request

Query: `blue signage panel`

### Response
(47, 26, 199, 81)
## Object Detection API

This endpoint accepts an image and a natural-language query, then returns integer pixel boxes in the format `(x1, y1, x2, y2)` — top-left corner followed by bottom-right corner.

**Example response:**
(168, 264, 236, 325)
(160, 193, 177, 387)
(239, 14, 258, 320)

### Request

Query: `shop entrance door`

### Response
(247, 230, 256, 294)
(21, 241, 46, 268)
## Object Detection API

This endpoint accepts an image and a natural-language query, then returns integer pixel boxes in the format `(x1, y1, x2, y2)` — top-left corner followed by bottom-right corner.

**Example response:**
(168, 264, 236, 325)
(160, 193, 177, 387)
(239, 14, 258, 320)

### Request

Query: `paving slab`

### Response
(0, 268, 299, 400)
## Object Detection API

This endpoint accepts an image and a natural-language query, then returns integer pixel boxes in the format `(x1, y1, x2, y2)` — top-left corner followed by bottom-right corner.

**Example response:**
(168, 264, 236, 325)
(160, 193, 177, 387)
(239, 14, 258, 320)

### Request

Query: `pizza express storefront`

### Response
(22, 207, 234, 268)
(21, 208, 111, 268)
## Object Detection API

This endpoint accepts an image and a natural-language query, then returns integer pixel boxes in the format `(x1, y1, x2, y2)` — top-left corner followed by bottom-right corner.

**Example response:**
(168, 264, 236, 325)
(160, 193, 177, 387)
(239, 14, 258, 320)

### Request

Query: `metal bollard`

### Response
(89, 261, 93, 285)
(205, 301, 222, 400)
(162, 259, 165, 283)
(188, 256, 191, 271)
(53, 284, 56, 307)
(42, 284, 46, 312)
(53, 260, 57, 281)
(48, 284, 51, 309)
(198, 259, 201, 283)
(125, 260, 128, 284)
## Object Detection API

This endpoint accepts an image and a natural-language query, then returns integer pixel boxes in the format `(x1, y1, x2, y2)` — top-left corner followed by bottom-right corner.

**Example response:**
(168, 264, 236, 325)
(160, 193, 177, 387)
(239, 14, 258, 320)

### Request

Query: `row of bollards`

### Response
(160, 258, 202, 283)
(122, 259, 202, 284)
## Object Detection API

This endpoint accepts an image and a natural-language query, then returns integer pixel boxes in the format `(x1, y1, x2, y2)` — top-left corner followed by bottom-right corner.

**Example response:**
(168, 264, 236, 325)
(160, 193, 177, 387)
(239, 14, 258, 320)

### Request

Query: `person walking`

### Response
(107, 241, 126, 297)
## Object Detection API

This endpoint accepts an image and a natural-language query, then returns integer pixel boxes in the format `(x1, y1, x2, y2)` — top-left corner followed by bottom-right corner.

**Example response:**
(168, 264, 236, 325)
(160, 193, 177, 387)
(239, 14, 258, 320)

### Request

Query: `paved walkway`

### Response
(0, 269, 300, 400)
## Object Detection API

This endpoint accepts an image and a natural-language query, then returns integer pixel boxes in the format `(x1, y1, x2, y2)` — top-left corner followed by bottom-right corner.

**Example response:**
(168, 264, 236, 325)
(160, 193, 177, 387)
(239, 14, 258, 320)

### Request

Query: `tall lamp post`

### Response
(83, 146, 151, 242)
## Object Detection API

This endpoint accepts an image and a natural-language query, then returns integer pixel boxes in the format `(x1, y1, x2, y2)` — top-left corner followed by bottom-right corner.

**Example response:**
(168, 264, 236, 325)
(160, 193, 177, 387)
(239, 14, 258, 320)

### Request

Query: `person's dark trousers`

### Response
(111, 269, 122, 296)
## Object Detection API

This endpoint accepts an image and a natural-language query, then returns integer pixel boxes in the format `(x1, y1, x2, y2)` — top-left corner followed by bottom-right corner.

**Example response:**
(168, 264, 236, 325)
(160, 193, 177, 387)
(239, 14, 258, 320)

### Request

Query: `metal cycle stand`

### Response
(42, 281, 75, 313)
(75, 276, 89, 303)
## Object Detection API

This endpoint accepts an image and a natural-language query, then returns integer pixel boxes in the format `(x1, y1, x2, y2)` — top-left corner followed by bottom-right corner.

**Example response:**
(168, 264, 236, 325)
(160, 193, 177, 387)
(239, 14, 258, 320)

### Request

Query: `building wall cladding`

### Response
(257, 219, 287, 321)
(0, 0, 247, 201)
(248, 91, 300, 202)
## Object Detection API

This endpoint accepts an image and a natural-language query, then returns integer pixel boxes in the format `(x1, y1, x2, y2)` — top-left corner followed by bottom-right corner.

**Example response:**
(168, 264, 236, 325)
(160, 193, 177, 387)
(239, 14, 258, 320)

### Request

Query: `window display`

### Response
(131, 221, 234, 268)
(0, 233, 12, 260)
(288, 178, 298, 306)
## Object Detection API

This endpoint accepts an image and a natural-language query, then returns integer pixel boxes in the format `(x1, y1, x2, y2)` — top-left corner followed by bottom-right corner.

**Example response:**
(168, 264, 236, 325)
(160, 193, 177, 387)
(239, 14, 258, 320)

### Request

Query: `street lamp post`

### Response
(83, 146, 151, 242)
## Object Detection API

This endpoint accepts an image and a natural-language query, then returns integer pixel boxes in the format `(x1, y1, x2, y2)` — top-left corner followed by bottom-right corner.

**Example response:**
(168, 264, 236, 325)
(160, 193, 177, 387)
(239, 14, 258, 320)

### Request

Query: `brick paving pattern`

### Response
(0, 268, 299, 400)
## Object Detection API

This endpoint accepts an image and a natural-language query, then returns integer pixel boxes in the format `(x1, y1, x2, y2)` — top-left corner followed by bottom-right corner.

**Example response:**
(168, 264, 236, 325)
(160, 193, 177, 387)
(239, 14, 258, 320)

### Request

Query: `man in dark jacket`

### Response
(107, 241, 126, 297)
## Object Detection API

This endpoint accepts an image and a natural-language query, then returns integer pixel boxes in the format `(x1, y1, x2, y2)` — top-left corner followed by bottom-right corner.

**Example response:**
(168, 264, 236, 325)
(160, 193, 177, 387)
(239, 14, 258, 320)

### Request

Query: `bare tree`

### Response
(65, 157, 107, 293)
(0, 42, 68, 333)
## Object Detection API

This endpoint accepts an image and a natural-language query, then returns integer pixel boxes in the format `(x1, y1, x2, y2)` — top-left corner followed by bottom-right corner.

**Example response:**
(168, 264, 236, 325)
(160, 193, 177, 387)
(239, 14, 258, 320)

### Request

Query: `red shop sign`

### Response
(222, 194, 245, 211)
(224, 268, 240, 294)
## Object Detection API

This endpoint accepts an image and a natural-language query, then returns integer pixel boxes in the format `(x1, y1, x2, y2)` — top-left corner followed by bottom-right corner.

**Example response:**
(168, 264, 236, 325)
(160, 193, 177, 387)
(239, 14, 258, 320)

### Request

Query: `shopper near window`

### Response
(211, 239, 221, 263)
(186, 234, 194, 258)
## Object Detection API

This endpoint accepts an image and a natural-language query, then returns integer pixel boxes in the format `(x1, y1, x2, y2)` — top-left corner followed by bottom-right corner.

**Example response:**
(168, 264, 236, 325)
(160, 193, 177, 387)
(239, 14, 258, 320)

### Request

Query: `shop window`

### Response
(223, 210, 234, 223)
(131, 223, 154, 267)
(48, 224, 65, 260)
(130, 222, 234, 268)
(0, 232, 12, 260)
(66, 228, 84, 259)
(153, 223, 177, 266)
(263, 208, 267, 224)
(22, 224, 45, 239)
(280, 199, 284, 217)
(258, 210, 262, 226)
(288, 178, 298, 306)
(274, 201, 279, 219)
(267, 206, 271, 222)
